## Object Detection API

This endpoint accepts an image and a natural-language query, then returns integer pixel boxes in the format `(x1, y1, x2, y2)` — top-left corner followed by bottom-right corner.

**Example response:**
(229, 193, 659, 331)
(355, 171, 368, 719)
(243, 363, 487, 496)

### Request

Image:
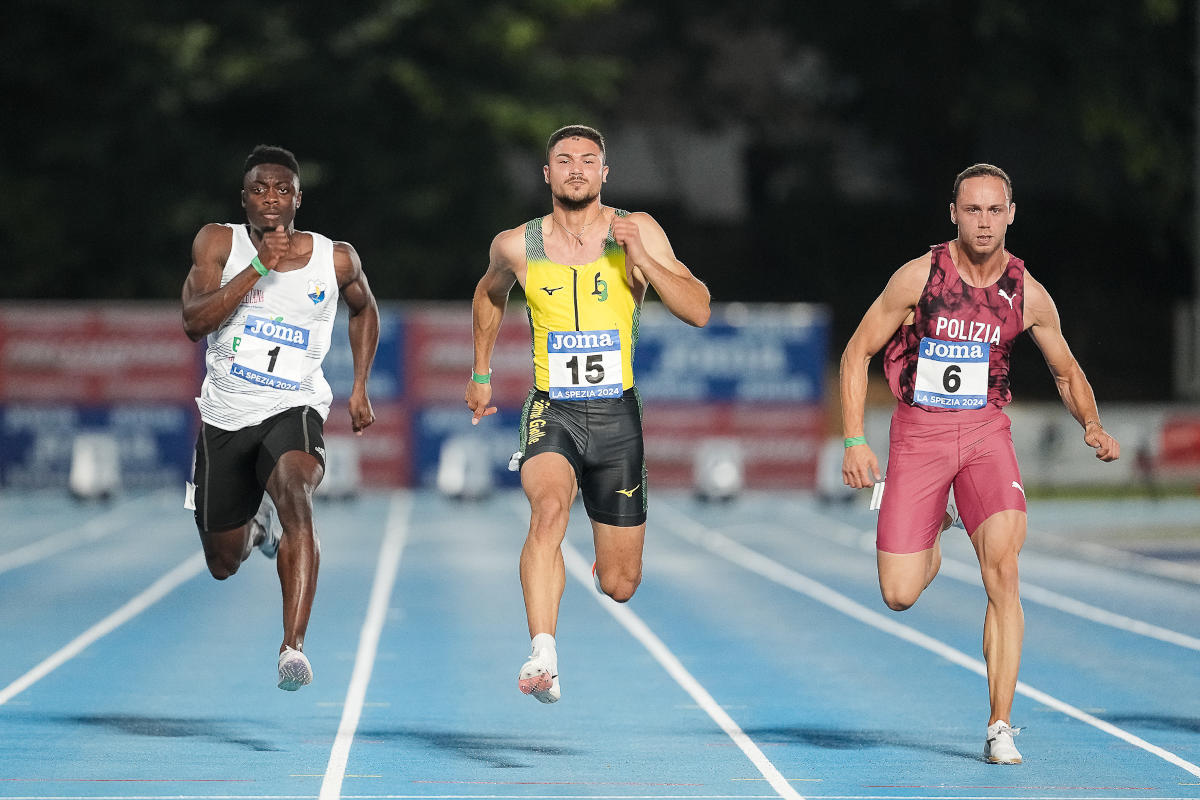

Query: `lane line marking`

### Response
(559, 539, 806, 800)
(655, 501, 1200, 779)
(0, 491, 172, 576)
(0, 551, 207, 705)
(319, 492, 412, 800)
(793, 504, 1200, 653)
(0, 795, 1190, 800)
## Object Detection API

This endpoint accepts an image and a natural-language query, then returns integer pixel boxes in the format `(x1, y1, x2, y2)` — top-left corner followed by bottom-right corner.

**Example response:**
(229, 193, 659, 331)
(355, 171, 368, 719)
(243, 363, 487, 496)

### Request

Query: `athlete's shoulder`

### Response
(191, 223, 234, 264)
(490, 222, 528, 262)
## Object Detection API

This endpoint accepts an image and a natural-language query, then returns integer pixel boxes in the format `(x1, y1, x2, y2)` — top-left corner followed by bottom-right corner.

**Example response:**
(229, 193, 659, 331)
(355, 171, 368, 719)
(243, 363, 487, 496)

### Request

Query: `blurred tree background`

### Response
(0, 0, 1192, 401)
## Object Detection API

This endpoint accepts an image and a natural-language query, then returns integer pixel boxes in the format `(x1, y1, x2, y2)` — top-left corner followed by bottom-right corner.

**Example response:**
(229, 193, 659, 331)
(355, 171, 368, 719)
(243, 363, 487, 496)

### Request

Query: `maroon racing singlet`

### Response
(882, 242, 1025, 412)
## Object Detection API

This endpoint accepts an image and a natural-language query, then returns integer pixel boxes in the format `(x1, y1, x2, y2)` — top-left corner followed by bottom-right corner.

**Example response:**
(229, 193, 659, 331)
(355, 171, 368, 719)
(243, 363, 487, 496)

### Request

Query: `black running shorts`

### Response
(518, 388, 647, 527)
(191, 406, 326, 533)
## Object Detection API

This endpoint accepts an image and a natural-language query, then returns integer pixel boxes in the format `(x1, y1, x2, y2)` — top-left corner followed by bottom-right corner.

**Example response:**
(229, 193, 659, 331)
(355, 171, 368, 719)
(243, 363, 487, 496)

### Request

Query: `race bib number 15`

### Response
(913, 337, 989, 410)
(547, 329, 623, 400)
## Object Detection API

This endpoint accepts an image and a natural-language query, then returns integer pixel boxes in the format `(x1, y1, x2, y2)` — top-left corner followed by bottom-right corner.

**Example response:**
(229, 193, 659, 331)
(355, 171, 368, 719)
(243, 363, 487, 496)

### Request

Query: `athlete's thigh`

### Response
(877, 418, 957, 554)
(193, 422, 265, 533)
(258, 406, 326, 487)
(954, 414, 1026, 535)
(579, 397, 646, 527)
(521, 450, 579, 512)
(592, 519, 646, 573)
(969, 509, 1027, 587)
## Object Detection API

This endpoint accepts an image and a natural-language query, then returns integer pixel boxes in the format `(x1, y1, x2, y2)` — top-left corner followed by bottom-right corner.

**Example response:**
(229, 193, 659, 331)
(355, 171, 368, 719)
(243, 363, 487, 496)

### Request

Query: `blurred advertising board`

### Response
(0, 404, 193, 490)
(0, 303, 200, 402)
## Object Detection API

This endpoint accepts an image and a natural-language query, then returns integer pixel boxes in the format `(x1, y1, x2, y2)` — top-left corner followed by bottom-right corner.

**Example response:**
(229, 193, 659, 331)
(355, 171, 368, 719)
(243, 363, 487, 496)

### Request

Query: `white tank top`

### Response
(196, 223, 339, 430)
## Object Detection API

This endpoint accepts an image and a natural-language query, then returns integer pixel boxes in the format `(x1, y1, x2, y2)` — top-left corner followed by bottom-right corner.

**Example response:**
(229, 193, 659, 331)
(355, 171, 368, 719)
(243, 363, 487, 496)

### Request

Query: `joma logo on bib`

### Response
(920, 340, 986, 360)
(548, 331, 616, 351)
(933, 316, 1000, 345)
(244, 315, 309, 349)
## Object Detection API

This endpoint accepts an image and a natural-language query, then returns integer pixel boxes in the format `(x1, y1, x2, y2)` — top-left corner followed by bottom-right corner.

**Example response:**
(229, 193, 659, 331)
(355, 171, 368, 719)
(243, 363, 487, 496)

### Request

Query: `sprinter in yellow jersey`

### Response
(466, 125, 710, 704)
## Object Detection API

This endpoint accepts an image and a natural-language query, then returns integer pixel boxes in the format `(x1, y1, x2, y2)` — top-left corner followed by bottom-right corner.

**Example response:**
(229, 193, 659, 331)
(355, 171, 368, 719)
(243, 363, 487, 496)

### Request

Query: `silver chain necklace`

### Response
(552, 208, 602, 245)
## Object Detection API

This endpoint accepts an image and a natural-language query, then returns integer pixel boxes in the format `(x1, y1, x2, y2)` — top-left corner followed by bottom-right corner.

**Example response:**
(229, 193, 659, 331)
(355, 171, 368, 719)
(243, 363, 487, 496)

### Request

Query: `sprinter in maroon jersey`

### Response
(839, 164, 1120, 764)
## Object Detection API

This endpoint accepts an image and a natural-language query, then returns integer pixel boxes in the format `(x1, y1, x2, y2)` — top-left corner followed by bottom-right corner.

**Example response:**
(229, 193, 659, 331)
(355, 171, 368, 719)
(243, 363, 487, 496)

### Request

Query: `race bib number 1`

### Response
(547, 329, 623, 400)
(230, 315, 310, 391)
(913, 337, 989, 410)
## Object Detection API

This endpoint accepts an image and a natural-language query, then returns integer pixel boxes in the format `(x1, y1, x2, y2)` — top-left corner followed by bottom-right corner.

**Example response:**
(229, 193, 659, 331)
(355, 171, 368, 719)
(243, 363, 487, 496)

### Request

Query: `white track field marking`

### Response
(0, 491, 172, 576)
(794, 505, 1200, 653)
(559, 539, 806, 800)
(0, 551, 207, 705)
(320, 492, 412, 800)
(655, 501, 1200, 778)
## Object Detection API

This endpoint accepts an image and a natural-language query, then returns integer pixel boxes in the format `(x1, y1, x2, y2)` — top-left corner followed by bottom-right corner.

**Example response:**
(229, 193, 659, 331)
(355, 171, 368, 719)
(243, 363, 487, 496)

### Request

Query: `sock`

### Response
(530, 632, 556, 659)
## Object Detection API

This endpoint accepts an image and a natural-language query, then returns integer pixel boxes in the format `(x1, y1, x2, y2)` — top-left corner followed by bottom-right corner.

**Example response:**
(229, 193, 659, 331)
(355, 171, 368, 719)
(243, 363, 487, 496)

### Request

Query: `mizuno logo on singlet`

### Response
(997, 288, 1015, 309)
(541, 286, 563, 295)
(615, 484, 640, 497)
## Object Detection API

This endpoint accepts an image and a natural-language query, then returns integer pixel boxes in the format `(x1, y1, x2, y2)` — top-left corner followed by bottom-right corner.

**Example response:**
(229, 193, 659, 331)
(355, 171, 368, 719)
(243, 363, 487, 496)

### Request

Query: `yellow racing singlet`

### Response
(525, 211, 639, 399)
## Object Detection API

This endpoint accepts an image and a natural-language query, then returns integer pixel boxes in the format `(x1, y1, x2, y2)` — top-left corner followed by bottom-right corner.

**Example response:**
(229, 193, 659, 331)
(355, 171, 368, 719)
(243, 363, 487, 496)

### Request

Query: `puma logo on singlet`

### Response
(1011, 480, 1025, 497)
(541, 286, 564, 295)
(997, 288, 1015, 309)
(615, 484, 640, 497)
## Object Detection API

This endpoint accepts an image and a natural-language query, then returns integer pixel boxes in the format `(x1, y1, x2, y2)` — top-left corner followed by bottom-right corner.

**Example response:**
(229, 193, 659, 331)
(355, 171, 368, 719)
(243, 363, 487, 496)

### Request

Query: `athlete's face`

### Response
(950, 176, 1014, 258)
(242, 164, 301, 233)
(544, 137, 607, 210)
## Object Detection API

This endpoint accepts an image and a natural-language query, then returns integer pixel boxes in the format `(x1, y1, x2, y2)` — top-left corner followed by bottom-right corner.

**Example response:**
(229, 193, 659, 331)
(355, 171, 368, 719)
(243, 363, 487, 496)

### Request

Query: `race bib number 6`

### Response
(913, 336, 989, 410)
(547, 329, 623, 400)
(230, 315, 310, 391)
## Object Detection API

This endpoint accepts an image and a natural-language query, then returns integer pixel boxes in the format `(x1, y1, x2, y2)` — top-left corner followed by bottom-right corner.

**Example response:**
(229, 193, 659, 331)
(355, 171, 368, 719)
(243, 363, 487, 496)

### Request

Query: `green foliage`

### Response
(0, 0, 624, 300)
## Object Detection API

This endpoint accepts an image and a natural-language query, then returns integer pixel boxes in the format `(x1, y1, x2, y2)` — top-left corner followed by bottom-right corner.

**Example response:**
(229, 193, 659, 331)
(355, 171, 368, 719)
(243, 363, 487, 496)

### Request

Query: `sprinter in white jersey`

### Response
(182, 145, 379, 691)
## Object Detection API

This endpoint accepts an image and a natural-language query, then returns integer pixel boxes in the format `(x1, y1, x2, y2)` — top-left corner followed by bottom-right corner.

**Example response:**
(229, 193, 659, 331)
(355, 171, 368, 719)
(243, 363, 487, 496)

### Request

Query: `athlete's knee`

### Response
(528, 496, 571, 541)
(205, 551, 242, 580)
(880, 582, 922, 612)
(979, 554, 1020, 598)
(599, 568, 641, 603)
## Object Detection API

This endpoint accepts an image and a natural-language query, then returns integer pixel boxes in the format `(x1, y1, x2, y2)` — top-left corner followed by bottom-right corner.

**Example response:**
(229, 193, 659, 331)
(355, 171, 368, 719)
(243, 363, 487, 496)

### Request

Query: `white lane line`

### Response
(0, 796, 1189, 800)
(559, 540, 805, 800)
(319, 492, 412, 800)
(0, 551, 207, 706)
(1037, 529, 1200, 585)
(0, 492, 171, 576)
(655, 501, 1200, 778)
(791, 505, 1200, 653)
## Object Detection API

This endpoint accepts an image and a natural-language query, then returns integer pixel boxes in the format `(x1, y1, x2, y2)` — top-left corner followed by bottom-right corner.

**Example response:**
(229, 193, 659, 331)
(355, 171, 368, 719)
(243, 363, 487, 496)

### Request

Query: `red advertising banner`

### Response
(644, 402, 825, 488)
(321, 399, 412, 487)
(1159, 413, 1200, 473)
(0, 303, 201, 403)
(405, 303, 534, 408)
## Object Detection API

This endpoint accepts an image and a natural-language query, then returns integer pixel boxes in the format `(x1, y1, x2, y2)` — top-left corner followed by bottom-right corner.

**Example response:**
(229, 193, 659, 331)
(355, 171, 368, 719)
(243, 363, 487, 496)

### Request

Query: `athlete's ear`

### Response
(543, 165, 550, 185)
(602, 165, 609, 183)
(296, 190, 302, 209)
(949, 202, 956, 225)
(1007, 201, 1015, 224)
(241, 189, 247, 208)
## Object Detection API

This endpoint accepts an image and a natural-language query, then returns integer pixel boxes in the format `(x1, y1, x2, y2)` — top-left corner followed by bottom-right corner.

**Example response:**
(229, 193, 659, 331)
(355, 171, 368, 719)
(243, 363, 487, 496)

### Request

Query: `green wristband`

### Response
(844, 436, 867, 448)
(471, 369, 491, 385)
(251, 256, 269, 277)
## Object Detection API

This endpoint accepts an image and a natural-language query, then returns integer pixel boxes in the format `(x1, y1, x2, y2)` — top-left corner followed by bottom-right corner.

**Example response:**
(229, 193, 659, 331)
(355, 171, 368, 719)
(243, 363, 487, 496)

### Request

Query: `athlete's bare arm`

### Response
(466, 227, 526, 424)
(839, 255, 930, 488)
(182, 224, 294, 341)
(1024, 272, 1120, 462)
(334, 242, 378, 434)
(612, 212, 710, 328)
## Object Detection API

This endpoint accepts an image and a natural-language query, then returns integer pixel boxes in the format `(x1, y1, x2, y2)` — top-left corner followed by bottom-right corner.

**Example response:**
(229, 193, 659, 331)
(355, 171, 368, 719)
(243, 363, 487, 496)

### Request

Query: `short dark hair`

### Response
(546, 125, 605, 162)
(953, 163, 1012, 203)
(243, 144, 300, 177)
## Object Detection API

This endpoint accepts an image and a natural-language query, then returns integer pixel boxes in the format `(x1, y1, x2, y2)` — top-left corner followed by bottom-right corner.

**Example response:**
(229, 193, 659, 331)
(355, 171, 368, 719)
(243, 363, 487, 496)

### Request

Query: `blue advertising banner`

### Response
(632, 303, 830, 403)
(0, 404, 194, 490)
